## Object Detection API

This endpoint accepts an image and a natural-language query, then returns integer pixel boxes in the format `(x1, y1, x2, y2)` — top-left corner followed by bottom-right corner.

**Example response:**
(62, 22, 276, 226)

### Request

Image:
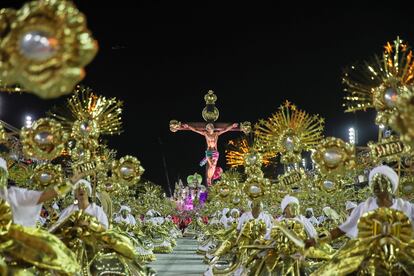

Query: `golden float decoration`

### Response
(389, 88, 414, 146)
(0, 123, 7, 143)
(343, 37, 414, 126)
(49, 86, 123, 147)
(399, 176, 414, 198)
(312, 137, 356, 177)
(0, 0, 98, 98)
(112, 155, 144, 186)
(169, 120, 181, 133)
(255, 100, 324, 164)
(202, 90, 219, 122)
(315, 175, 341, 193)
(240, 121, 252, 134)
(21, 118, 68, 160)
(368, 135, 411, 163)
(277, 168, 307, 192)
(69, 141, 92, 162)
(243, 177, 266, 200)
(226, 138, 275, 168)
(31, 163, 63, 189)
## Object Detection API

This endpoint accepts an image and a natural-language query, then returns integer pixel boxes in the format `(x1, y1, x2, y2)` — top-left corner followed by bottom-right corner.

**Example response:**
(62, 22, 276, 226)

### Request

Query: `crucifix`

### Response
(170, 90, 250, 186)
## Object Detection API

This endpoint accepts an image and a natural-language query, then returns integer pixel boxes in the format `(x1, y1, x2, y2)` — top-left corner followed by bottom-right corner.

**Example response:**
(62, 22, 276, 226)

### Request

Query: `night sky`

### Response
(1, 1, 413, 195)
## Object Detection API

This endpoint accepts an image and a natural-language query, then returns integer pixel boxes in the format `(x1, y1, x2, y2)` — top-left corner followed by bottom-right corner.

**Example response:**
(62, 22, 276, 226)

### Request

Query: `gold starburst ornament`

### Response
(255, 101, 324, 164)
(226, 138, 275, 168)
(20, 118, 68, 160)
(343, 37, 414, 126)
(0, 0, 98, 98)
(49, 86, 123, 144)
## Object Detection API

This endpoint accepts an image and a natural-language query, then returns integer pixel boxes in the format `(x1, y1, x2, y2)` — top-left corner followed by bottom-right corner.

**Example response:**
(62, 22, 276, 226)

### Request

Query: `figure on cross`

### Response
(182, 122, 238, 186)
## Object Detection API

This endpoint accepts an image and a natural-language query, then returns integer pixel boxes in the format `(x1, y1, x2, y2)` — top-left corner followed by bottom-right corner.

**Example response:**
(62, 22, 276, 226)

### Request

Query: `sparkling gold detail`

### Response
(0, 0, 98, 98)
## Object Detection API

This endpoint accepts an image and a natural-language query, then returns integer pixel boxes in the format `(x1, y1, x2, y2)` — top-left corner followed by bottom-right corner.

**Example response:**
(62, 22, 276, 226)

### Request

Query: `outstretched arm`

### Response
(37, 172, 87, 204)
(182, 124, 205, 136)
(217, 123, 238, 135)
(304, 227, 345, 248)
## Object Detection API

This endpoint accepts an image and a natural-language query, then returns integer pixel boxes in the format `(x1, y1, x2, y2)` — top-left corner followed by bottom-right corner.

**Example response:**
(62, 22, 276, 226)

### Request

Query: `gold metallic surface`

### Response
(20, 118, 68, 160)
(312, 137, 356, 178)
(343, 37, 414, 126)
(255, 100, 324, 164)
(0, 0, 98, 98)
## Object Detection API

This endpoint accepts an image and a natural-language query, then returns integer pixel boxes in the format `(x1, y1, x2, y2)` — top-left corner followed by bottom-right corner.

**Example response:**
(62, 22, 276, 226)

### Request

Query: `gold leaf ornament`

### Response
(21, 118, 68, 160)
(0, 0, 98, 98)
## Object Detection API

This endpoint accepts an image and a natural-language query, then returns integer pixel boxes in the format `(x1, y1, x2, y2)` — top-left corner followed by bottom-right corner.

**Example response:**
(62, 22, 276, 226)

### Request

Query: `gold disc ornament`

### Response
(0, 0, 98, 98)
(21, 118, 68, 160)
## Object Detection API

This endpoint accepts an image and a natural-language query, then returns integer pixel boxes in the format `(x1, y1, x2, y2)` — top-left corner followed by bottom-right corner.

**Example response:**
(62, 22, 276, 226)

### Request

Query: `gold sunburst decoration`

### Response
(0, 0, 98, 99)
(20, 118, 68, 160)
(49, 86, 123, 144)
(358, 208, 412, 242)
(226, 137, 275, 168)
(343, 37, 414, 125)
(255, 100, 325, 164)
(312, 137, 356, 178)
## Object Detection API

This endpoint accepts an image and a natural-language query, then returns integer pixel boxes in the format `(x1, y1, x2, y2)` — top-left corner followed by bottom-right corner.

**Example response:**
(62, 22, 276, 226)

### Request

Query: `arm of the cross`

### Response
(170, 120, 251, 134)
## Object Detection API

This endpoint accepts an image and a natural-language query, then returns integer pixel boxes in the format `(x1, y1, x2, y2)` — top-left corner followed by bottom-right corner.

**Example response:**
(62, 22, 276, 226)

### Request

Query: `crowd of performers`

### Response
(192, 165, 414, 275)
(0, 154, 184, 275)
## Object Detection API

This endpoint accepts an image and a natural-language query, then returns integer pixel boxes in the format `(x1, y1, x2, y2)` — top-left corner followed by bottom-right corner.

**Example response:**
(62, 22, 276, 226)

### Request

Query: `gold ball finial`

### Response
(204, 90, 217, 104)
(202, 90, 219, 122)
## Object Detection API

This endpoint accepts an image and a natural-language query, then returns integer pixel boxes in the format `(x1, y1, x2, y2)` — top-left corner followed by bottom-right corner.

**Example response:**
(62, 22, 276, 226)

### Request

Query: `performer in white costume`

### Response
(345, 200, 357, 216)
(115, 205, 137, 225)
(53, 179, 109, 230)
(0, 157, 81, 227)
(305, 207, 319, 226)
(237, 200, 273, 236)
(279, 195, 317, 238)
(306, 165, 414, 247)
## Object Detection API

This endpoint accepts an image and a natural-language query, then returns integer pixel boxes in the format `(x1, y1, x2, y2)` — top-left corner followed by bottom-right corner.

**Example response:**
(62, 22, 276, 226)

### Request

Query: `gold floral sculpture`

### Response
(0, 0, 98, 98)
(20, 118, 68, 160)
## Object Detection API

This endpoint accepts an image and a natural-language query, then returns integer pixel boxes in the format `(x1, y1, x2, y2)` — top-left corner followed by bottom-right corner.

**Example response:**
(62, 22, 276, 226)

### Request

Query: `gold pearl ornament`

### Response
(0, 0, 98, 98)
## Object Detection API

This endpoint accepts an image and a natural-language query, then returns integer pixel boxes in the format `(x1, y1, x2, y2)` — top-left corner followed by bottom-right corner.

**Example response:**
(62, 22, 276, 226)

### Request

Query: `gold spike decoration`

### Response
(255, 100, 325, 164)
(49, 86, 123, 144)
(225, 136, 275, 168)
(342, 37, 414, 126)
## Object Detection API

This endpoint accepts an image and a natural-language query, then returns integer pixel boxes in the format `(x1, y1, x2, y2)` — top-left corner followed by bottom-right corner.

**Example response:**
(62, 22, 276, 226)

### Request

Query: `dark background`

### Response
(1, 1, 413, 195)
